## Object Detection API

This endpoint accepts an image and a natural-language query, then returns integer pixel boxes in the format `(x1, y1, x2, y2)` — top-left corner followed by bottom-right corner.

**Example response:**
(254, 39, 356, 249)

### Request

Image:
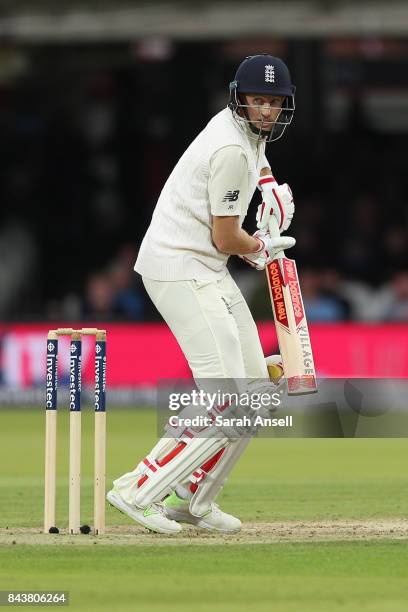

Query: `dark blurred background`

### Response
(0, 1, 407, 323)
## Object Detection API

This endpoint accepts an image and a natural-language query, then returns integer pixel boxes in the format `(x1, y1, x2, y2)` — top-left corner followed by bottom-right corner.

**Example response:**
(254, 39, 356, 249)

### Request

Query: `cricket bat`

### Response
(265, 214, 317, 396)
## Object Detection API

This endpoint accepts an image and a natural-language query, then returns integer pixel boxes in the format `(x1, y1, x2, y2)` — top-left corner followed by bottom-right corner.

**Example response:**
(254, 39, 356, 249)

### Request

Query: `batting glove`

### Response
(256, 175, 295, 232)
(239, 229, 296, 271)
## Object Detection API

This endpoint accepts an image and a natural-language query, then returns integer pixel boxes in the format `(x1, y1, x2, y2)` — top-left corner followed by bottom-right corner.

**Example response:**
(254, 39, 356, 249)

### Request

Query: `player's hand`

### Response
(256, 176, 295, 232)
(239, 229, 296, 270)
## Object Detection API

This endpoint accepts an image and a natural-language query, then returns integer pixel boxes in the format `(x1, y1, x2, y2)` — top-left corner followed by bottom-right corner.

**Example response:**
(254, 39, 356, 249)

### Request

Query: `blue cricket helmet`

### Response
(228, 54, 296, 142)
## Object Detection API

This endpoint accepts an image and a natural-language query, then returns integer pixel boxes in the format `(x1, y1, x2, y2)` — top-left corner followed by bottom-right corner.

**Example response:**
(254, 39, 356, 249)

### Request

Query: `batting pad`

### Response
(133, 433, 232, 508)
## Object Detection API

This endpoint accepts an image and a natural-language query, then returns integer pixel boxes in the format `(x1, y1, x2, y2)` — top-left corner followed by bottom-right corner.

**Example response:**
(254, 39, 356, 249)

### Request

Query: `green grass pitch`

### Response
(0, 407, 407, 611)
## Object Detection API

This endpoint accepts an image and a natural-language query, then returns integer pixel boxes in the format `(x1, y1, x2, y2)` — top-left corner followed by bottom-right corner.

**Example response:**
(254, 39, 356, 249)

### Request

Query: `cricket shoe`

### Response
(106, 488, 182, 535)
(163, 491, 241, 534)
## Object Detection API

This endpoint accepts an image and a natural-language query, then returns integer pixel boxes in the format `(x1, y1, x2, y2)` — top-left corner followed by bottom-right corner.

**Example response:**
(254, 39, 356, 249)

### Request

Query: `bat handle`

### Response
(268, 215, 285, 260)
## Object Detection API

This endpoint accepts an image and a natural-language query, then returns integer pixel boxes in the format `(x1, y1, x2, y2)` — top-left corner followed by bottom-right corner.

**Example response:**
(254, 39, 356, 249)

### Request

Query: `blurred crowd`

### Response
(0, 41, 407, 322)
(245, 268, 408, 322)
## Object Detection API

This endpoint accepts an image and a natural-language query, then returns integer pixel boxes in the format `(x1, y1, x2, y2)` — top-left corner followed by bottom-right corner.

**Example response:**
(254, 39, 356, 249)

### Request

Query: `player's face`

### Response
(243, 94, 284, 131)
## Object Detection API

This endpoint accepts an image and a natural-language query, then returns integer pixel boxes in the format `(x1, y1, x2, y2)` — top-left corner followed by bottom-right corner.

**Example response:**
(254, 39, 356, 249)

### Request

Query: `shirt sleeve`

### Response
(209, 145, 248, 216)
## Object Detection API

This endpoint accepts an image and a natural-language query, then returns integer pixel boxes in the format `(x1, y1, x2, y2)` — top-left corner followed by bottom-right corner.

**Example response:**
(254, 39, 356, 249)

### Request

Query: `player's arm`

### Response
(210, 160, 276, 254)
(209, 148, 294, 260)
(212, 215, 260, 255)
(209, 146, 260, 255)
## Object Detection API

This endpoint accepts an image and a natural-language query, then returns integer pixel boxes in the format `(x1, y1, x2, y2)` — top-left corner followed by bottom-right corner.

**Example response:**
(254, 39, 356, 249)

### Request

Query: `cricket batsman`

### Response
(108, 54, 297, 534)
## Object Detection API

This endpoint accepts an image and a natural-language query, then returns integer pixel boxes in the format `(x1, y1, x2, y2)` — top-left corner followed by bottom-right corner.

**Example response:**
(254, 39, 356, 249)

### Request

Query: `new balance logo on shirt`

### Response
(222, 190, 240, 202)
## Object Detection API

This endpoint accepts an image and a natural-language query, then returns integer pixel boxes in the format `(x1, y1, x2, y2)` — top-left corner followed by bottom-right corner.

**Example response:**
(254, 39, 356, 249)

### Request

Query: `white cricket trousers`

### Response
(112, 273, 268, 508)
(143, 273, 268, 379)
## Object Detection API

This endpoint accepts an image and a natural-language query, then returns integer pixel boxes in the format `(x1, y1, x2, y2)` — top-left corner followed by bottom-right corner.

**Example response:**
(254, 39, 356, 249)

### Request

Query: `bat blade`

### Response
(266, 256, 317, 395)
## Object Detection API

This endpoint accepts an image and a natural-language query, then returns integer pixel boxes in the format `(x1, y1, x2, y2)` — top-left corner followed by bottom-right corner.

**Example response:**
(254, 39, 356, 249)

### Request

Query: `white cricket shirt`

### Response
(135, 108, 270, 281)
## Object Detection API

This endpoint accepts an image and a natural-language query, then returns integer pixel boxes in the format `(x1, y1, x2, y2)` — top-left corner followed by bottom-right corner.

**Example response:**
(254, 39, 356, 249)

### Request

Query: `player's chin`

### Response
(254, 122, 273, 131)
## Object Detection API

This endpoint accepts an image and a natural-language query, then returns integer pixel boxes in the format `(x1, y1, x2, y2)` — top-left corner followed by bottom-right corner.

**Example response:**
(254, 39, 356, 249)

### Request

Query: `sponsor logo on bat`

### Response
(283, 259, 305, 327)
(267, 261, 289, 329)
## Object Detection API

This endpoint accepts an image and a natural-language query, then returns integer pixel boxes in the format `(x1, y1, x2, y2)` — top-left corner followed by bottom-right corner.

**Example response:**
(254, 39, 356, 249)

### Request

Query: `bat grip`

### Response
(268, 215, 285, 259)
